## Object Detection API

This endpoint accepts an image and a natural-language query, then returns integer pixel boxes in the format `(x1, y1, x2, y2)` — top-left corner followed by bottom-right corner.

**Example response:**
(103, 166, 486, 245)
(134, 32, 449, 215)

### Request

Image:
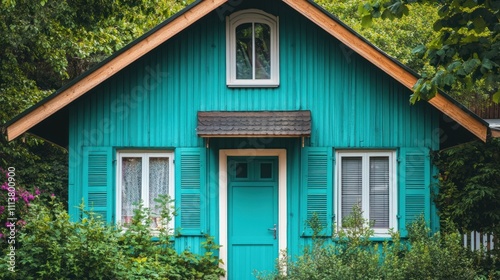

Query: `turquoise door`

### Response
(228, 156, 279, 279)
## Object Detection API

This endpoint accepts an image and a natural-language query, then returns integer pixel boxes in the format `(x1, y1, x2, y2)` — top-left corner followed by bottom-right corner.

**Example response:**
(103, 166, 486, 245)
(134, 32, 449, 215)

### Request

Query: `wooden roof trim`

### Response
(6, 0, 489, 142)
(6, 0, 227, 141)
(283, 0, 418, 89)
(283, 0, 488, 142)
(428, 94, 488, 141)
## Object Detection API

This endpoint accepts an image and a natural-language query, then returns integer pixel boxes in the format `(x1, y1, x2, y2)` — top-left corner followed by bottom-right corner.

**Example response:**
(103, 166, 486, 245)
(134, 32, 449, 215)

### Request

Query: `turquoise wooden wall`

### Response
(68, 0, 440, 260)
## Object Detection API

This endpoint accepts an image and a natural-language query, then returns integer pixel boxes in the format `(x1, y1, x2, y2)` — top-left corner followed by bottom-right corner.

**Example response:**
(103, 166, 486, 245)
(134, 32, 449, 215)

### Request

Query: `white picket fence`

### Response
(463, 231, 495, 251)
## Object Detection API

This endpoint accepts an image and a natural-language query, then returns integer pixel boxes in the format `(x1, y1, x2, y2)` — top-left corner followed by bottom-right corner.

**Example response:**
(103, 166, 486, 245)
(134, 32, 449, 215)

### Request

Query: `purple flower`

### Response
(35, 188, 41, 195)
(0, 206, 4, 215)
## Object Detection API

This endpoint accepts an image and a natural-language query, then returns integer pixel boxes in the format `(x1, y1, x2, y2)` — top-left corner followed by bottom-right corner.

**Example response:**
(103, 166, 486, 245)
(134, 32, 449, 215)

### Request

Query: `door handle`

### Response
(268, 224, 277, 239)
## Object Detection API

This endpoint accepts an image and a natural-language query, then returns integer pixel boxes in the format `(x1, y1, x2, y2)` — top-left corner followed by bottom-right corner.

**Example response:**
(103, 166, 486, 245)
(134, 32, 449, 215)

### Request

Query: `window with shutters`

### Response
(226, 9, 279, 87)
(116, 151, 174, 231)
(336, 151, 397, 236)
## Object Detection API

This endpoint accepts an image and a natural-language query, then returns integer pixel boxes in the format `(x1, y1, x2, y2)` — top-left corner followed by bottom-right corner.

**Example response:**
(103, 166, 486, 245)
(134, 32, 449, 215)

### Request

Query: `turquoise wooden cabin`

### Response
(5, 0, 495, 279)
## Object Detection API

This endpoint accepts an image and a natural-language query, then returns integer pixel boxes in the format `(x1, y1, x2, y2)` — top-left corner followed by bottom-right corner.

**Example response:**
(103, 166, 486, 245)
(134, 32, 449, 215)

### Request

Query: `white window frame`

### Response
(226, 9, 279, 87)
(116, 151, 175, 231)
(336, 150, 397, 236)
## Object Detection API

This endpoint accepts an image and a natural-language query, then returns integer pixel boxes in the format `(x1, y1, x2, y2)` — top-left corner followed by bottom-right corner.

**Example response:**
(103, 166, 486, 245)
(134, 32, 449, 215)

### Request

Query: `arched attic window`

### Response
(226, 9, 279, 87)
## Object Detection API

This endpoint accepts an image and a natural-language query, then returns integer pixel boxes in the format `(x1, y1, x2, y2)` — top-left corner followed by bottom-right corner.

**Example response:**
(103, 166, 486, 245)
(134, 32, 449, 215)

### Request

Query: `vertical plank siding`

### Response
(70, 8, 439, 149)
(68, 1, 439, 257)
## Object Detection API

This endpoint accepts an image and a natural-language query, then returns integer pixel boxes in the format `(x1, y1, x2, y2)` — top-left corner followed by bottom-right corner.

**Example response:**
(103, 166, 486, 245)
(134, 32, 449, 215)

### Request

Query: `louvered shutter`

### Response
(300, 147, 333, 236)
(175, 148, 207, 236)
(82, 147, 114, 223)
(398, 147, 431, 237)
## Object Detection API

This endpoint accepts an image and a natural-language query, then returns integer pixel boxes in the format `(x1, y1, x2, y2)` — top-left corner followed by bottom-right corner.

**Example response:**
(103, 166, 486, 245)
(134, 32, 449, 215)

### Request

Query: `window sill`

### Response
(227, 84, 279, 88)
(227, 81, 279, 88)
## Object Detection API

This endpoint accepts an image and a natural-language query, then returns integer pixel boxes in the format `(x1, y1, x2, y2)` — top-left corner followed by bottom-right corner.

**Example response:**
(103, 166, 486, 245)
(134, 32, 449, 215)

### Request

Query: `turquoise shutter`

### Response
(300, 147, 333, 236)
(398, 147, 431, 237)
(175, 148, 207, 236)
(82, 147, 114, 223)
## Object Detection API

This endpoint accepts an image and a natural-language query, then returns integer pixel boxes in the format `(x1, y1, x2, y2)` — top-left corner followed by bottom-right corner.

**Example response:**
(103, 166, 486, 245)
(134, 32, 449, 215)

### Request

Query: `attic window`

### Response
(226, 9, 279, 87)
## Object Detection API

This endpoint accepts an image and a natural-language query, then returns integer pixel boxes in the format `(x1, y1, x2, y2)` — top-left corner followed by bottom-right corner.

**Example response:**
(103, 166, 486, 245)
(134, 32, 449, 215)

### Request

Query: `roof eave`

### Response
(284, 0, 489, 142)
(4, 0, 491, 143)
(5, 0, 228, 141)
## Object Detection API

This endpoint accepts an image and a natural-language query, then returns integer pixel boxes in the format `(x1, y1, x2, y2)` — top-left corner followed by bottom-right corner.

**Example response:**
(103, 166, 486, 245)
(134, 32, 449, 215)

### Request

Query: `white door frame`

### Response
(219, 149, 287, 278)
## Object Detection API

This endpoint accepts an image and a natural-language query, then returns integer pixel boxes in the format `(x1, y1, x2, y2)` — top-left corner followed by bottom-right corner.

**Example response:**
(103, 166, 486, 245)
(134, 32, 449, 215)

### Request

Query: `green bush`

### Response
(432, 139, 500, 236)
(0, 195, 224, 279)
(258, 206, 478, 280)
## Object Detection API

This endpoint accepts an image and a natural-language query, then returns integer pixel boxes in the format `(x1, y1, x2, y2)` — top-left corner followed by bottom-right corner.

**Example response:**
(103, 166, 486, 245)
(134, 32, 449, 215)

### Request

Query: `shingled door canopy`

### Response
(196, 110, 311, 137)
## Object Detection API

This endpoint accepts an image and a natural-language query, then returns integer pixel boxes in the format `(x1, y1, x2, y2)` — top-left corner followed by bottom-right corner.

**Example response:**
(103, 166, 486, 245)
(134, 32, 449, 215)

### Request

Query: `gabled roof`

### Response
(4, 0, 493, 143)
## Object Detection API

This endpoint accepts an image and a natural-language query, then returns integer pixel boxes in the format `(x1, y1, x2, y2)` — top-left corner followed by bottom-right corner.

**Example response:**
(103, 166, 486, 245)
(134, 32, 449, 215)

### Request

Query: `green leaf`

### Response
(462, 58, 481, 74)
(433, 19, 444, 32)
(402, 5, 409, 16)
(381, 9, 394, 20)
(361, 15, 373, 28)
(463, 0, 478, 8)
(493, 90, 500, 103)
(481, 58, 493, 71)
(443, 73, 456, 87)
(387, 1, 404, 17)
(438, 5, 450, 17)
(411, 44, 426, 56)
(358, 3, 372, 16)
(447, 61, 462, 72)
(409, 92, 420, 104)
(472, 17, 487, 33)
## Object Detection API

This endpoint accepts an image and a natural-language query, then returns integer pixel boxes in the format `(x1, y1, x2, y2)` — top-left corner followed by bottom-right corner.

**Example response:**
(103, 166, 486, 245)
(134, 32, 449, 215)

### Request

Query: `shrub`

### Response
(258, 206, 477, 280)
(0, 168, 48, 250)
(432, 139, 500, 236)
(0, 195, 224, 279)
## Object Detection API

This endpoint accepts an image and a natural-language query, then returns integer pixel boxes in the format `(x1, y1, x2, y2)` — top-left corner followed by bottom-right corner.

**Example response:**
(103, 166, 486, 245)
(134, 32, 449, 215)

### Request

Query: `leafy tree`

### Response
(433, 139, 500, 236)
(358, 0, 500, 103)
(0, 0, 191, 204)
(316, 0, 439, 72)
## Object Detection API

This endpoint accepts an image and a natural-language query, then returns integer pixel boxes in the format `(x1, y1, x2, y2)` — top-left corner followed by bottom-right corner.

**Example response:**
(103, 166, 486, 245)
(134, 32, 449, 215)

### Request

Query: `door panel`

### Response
(228, 157, 278, 279)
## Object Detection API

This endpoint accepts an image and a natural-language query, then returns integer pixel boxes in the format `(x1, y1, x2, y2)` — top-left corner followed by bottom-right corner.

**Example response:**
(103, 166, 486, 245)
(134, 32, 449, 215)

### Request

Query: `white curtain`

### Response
(149, 157, 169, 219)
(122, 157, 142, 224)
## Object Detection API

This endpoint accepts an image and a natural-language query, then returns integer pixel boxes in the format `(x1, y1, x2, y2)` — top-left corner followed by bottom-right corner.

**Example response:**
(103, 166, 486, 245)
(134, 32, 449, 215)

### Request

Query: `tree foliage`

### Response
(0, 0, 190, 203)
(316, 0, 439, 72)
(0, 196, 224, 278)
(358, 0, 500, 103)
(433, 139, 500, 236)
